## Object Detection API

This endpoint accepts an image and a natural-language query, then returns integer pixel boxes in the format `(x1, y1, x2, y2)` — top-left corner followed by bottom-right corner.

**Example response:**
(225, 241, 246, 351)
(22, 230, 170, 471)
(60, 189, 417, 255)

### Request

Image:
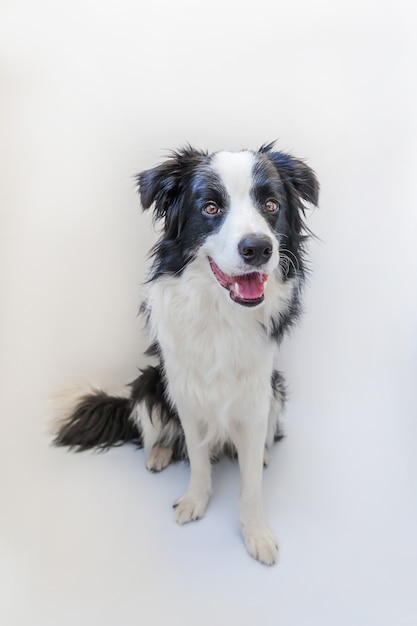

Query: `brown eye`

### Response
(203, 202, 221, 215)
(265, 199, 279, 213)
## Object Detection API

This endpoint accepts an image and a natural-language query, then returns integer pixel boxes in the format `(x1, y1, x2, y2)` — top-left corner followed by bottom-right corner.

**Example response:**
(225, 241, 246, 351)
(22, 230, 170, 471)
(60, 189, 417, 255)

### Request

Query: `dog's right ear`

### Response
(136, 147, 207, 223)
(136, 159, 180, 221)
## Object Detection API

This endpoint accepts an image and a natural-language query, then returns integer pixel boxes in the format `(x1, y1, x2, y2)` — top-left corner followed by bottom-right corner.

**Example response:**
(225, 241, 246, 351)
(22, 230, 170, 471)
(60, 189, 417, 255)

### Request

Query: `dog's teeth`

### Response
(234, 282, 240, 295)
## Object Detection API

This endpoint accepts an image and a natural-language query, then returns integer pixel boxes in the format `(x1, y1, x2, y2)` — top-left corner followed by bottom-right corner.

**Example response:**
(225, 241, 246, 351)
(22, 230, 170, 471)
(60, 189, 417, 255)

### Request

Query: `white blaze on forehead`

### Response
(204, 149, 279, 277)
(211, 150, 256, 203)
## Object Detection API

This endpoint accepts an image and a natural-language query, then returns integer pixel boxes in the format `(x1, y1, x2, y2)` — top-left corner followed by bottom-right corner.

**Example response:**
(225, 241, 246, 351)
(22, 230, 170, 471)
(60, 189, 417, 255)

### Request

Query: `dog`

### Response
(53, 142, 319, 565)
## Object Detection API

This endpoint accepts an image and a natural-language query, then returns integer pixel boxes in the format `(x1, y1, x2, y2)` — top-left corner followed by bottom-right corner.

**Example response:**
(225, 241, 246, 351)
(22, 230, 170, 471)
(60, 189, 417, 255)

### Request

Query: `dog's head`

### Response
(137, 143, 318, 307)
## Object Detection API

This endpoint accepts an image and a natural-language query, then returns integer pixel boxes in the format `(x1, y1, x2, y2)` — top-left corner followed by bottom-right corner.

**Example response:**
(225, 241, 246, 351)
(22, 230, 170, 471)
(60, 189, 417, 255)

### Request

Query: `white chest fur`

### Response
(146, 254, 294, 439)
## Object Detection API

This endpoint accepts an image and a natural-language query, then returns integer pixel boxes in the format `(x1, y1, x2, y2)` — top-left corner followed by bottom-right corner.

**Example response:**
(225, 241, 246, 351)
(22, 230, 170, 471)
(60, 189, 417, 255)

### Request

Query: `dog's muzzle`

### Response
(208, 257, 269, 307)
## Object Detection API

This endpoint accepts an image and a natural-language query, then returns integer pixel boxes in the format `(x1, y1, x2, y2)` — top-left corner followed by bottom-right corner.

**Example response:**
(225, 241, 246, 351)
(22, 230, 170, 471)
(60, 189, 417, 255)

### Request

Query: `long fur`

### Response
(53, 142, 318, 565)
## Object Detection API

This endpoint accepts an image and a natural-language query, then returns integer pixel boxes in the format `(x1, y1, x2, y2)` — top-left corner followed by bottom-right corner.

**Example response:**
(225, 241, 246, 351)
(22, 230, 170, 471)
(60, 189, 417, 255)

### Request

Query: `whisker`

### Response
(279, 256, 296, 278)
(279, 248, 300, 272)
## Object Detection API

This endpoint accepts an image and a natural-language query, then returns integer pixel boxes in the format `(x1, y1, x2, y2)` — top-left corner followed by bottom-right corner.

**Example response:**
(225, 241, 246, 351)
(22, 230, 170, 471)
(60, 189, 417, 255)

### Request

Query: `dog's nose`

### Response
(238, 235, 273, 266)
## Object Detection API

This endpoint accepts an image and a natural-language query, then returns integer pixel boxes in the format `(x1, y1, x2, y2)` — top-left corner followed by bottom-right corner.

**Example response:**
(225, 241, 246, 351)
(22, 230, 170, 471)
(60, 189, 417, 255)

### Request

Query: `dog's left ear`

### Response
(260, 144, 319, 207)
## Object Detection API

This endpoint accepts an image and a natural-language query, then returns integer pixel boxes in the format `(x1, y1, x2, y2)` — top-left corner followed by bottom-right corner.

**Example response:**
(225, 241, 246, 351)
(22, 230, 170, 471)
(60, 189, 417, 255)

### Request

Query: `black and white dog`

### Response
(53, 143, 319, 565)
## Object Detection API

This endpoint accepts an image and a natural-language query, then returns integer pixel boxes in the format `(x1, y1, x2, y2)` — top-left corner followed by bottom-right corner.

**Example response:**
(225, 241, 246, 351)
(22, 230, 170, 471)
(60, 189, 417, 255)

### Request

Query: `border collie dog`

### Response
(53, 143, 319, 565)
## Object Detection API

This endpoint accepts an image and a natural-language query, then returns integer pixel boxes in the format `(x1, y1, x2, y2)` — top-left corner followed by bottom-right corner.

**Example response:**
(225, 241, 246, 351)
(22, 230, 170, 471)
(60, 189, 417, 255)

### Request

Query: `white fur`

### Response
(206, 151, 280, 276)
(141, 152, 298, 564)
(132, 399, 181, 466)
(146, 445, 173, 472)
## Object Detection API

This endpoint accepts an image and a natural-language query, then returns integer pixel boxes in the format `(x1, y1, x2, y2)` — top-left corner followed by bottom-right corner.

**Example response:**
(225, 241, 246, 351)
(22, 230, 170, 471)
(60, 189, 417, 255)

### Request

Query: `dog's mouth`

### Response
(208, 258, 268, 307)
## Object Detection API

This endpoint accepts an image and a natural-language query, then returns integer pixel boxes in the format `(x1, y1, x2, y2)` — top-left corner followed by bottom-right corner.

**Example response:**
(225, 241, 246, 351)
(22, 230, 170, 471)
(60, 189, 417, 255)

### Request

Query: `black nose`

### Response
(238, 235, 273, 266)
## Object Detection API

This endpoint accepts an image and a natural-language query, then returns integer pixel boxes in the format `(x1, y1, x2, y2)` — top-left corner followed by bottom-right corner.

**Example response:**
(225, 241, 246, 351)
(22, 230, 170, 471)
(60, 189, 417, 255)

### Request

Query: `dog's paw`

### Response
(242, 526, 278, 566)
(173, 492, 209, 524)
(146, 445, 173, 472)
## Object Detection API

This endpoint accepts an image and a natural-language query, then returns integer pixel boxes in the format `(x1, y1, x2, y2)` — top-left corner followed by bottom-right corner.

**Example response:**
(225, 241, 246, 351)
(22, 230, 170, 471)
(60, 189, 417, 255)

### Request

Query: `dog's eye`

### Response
(265, 199, 279, 213)
(203, 202, 221, 216)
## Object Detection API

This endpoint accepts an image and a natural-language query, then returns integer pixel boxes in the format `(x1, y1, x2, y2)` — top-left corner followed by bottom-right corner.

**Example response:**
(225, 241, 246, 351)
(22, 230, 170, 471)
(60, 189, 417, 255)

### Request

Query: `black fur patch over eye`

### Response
(136, 147, 228, 280)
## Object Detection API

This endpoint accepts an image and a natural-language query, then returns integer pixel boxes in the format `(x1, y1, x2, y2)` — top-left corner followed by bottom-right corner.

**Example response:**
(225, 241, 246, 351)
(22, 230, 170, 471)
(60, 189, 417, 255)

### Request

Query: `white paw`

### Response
(242, 526, 278, 566)
(173, 492, 209, 524)
(146, 445, 173, 472)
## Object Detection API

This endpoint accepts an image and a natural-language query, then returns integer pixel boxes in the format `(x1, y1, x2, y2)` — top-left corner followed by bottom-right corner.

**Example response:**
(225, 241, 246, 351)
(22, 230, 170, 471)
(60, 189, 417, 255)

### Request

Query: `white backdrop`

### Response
(1, 1, 417, 625)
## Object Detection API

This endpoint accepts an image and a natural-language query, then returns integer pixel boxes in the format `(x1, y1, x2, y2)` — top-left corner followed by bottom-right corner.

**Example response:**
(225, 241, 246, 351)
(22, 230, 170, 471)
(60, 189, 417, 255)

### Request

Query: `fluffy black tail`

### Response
(52, 387, 142, 452)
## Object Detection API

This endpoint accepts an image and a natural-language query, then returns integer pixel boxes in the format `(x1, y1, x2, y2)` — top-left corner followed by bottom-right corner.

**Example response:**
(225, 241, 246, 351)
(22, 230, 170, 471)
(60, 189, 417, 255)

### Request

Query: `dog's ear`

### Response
(136, 159, 181, 220)
(136, 147, 207, 225)
(260, 143, 319, 207)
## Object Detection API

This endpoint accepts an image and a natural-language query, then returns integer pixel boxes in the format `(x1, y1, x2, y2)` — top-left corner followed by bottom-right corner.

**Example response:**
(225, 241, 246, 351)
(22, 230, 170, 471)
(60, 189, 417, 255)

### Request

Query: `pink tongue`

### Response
(233, 274, 265, 300)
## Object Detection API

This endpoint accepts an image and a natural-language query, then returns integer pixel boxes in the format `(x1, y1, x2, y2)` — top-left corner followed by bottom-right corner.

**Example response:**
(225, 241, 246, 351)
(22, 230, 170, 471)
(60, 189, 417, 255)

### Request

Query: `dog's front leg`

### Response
(234, 419, 278, 566)
(173, 414, 212, 524)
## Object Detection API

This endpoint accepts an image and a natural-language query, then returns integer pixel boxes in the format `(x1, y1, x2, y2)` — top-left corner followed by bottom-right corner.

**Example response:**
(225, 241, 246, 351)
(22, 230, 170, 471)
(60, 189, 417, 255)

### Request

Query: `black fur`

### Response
(271, 370, 287, 441)
(53, 392, 141, 451)
(129, 366, 186, 460)
(269, 286, 303, 343)
(137, 147, 228, 281)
